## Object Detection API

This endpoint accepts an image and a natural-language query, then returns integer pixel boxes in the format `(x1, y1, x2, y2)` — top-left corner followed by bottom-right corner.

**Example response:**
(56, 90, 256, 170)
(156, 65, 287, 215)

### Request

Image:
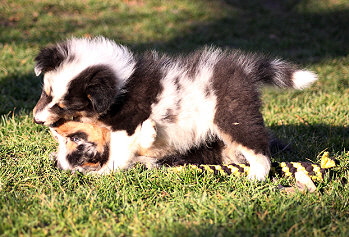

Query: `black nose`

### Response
(34, 118, 44, 124)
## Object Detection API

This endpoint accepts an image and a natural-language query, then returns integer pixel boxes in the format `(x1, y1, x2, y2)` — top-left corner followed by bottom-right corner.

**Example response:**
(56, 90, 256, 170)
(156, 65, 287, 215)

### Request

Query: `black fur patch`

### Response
(67, 142, 110, 168)
(99, 52, 164, 135)
(35, 42, 69, 74)
(212, 57, 269, 155)
(50, 118, 67, 128)
(156, 135, 289, 166)
(253, 59, 295, 87)
(64, 65, 119, 114)
(182, 50, 207, 79)
(157, 139, 224, 166)
(50, 103, 68, 117)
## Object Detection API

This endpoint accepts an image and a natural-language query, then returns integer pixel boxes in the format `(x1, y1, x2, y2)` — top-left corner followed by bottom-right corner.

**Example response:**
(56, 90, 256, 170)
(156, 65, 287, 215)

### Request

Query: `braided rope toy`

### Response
(168, 152, 336, 182)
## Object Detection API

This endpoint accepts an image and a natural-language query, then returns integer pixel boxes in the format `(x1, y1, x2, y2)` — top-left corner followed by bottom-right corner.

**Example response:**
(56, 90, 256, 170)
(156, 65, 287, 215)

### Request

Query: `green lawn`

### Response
(1, 0, 348, 236)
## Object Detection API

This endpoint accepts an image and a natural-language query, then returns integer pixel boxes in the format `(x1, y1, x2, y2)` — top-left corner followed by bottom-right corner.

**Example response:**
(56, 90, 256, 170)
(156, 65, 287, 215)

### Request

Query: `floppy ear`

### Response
(85, 66, 119, 114)
(34, 43, 69, 75)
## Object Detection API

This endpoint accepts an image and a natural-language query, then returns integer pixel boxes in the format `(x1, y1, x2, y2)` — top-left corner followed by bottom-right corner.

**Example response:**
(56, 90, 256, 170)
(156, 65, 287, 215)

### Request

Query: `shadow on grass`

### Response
(269, 124, 349, 162)
(1, 0, 348, 62)
(0, 73, 41, 115)
(0, 72, 41, 115)
(132, 0, 348, 63)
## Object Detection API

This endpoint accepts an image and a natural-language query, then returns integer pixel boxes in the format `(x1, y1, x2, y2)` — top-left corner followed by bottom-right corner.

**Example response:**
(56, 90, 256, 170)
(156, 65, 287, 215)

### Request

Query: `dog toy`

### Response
(169, 152, 336, 182)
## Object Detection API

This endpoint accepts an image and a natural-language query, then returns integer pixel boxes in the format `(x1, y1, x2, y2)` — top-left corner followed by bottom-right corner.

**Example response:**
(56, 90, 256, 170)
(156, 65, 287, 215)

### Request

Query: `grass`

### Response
(0, 0, 348, 236)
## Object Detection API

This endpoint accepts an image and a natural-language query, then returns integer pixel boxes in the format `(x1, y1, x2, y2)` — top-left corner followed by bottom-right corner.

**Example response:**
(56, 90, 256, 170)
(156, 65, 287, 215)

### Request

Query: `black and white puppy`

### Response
(33, 37, 317, 180)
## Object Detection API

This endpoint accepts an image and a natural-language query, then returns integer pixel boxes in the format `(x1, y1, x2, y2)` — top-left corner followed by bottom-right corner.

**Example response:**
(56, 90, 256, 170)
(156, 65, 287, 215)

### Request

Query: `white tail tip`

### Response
(292, 70, 318, 89)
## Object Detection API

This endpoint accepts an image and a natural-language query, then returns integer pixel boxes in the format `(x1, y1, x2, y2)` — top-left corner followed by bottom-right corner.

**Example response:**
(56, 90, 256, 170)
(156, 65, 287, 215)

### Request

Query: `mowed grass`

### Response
(1, 0, 349, 236)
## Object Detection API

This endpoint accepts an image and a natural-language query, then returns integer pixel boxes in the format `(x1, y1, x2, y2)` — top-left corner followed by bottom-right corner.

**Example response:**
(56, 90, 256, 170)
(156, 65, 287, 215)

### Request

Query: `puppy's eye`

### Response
(68, 132, 88, 143)
(51, 103, 67, 113)
(70, 136, 81, 143)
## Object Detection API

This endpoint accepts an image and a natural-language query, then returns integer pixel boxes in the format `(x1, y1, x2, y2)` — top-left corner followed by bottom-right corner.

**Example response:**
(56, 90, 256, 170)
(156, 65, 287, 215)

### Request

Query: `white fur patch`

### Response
(43, 37, 136, 110)
(150, 48, 220, 153)
(50, 128, 72, 170)
(292, 70, 318, 89)
(99, 130, 137, 173)
(238, 146, 271, 181)
(97, 123, 149, 173)
(34, 102, 54, 125)
(138, 119, 157, 149)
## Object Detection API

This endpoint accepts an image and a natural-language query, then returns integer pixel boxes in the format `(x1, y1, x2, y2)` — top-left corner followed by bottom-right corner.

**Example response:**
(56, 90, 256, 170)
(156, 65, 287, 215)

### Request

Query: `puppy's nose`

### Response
(33, 118, 44, 124)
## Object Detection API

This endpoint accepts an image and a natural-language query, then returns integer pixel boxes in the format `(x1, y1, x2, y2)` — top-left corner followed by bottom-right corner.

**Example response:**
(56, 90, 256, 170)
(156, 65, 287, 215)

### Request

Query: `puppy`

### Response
(50, 119, 158, 172)
(33, 37, 317, 180)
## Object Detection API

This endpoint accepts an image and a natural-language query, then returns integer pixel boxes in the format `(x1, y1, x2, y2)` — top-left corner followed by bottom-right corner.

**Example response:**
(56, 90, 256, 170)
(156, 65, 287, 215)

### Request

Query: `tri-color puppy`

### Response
(33, 37, 317, 180)
(50, 119, 159, 173)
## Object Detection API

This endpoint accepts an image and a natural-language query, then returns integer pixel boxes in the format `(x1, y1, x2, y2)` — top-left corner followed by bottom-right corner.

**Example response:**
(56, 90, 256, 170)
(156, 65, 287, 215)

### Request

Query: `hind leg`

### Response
(237, 144, 271, 180)
(217, 130, 271, 181)
(213, 82, 271, 180)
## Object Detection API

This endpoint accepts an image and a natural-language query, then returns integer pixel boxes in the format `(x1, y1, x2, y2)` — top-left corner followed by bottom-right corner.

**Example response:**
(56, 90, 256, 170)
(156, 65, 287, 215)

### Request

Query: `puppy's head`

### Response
(51, 121, 111, 172)
(33, 37, 135, 126)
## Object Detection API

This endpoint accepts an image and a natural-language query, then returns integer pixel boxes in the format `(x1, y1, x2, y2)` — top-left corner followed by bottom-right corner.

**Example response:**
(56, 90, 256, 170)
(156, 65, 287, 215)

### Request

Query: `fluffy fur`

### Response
(33, 37, 317, 180)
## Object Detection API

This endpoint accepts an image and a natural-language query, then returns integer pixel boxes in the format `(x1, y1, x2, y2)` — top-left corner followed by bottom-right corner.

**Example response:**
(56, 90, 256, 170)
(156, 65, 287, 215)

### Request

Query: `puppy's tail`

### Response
(249, 55, 318, 89)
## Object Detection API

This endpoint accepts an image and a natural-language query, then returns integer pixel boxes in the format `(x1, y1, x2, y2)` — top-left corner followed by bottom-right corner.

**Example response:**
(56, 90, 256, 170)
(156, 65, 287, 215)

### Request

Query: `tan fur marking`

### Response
(55, 121, 110, 154)
(44, 85, 51, 97)
(58, 102, 66, 109)
(81, 162, 100, 168)
(217, 131, 248, 164)
(66, 139, 78, 153)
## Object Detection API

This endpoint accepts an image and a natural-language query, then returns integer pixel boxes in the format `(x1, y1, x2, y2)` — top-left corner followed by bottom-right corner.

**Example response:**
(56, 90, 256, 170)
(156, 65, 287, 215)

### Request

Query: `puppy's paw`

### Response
(238, 150, 270, 181)
(139, 119, 157, 149)
(247, 170, 268, 181)
(247, 156, 271, 181)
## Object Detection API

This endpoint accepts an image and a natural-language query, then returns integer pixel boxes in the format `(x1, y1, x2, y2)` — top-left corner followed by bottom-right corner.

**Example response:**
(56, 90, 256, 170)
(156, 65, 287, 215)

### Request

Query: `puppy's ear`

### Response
(34, 42, 69, 75)
(85, 66, 119, 114)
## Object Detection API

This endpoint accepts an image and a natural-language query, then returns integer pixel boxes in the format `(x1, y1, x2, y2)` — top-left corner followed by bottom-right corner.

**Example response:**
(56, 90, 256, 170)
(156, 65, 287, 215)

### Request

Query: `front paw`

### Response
(139, 119, 157, 149)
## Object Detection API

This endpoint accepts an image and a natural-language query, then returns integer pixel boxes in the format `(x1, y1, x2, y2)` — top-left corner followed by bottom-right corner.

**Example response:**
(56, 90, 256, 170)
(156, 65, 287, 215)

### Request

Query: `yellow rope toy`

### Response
(169, 152, 336, 181)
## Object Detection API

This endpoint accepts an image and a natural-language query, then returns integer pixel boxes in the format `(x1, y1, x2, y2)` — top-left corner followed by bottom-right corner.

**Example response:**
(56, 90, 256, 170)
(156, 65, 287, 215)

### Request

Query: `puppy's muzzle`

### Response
(33, 118, 45, 125)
